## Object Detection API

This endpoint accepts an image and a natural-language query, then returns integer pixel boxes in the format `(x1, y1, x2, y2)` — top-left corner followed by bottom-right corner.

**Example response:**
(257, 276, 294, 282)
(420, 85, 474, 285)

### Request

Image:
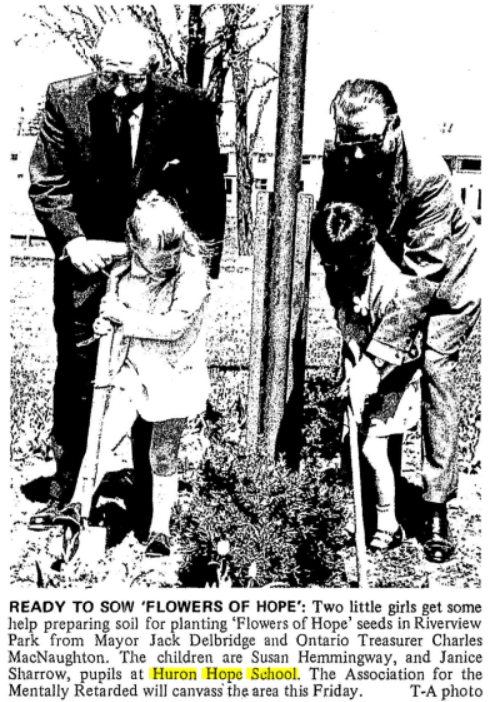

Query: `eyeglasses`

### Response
(97, 70, 149, 92)
(335, 121, 390, 156)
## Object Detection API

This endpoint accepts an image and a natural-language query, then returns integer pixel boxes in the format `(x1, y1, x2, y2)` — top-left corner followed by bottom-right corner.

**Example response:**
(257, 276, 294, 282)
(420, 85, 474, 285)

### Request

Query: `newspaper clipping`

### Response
(6, 2, 486, 701)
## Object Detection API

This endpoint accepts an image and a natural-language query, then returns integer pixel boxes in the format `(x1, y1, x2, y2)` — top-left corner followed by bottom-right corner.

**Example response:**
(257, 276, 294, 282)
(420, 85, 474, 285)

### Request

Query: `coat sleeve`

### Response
(311, 142, 340, 257)
(29, 84, 86, 257)
(367, 171, 454, 364)
(183, 99, 226, 280)
(121, 257, 209, 341)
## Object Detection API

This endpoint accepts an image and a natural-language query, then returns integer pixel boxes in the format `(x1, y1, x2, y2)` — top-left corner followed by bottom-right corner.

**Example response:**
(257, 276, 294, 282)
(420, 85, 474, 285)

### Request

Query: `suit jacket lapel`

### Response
(133, 83, 173, 190)
(386, 136, 409, 236)
(88, 89, 120, 173)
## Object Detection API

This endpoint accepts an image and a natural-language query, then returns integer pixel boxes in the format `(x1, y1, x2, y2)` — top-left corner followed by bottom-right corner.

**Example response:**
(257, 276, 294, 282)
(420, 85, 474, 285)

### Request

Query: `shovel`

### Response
(60, 262, 130, 566)
(347, 405, 369, 588)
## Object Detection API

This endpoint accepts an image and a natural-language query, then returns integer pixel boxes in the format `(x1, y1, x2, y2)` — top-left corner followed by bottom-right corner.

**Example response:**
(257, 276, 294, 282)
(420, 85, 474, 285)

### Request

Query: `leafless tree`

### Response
(209, 6, 280, 254)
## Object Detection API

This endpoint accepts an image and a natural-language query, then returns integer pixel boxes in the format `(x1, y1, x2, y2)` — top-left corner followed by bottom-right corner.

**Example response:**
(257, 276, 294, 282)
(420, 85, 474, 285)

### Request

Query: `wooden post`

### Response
(247, 192, 274, 454)
(264, 6, 309, 462)
(273, 193, 313, 466)
(286, 193, 314, 403)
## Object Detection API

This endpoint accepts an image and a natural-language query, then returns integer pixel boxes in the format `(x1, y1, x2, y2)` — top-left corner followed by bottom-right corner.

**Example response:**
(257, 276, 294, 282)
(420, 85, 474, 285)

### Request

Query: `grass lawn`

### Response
(10, 248, 481, 588)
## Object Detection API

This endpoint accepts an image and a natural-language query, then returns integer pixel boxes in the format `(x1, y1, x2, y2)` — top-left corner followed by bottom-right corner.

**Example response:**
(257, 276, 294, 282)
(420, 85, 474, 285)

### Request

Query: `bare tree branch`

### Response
(94, 5, 107, 25)
(249, 87, 273, 152)
(203, 32, 225, 55)
(242, 10, 280, 51)
(201, 4, 218, 19)
(253, 57, 279, 76)
(151, 5, 187, 81)
(247, 74, 278, 105)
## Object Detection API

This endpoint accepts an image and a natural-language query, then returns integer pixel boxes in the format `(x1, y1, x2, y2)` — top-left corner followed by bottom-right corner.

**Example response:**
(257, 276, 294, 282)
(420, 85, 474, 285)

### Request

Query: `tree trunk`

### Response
(206, 47, 230, 113)
(232, 52, 254, 256)
(187, 6, 206, 89)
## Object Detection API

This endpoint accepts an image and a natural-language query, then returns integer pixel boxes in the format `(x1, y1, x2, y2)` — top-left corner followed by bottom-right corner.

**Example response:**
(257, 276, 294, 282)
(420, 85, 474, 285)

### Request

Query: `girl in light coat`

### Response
(63, 190, 210, 557)
(314, 202, 422, 551)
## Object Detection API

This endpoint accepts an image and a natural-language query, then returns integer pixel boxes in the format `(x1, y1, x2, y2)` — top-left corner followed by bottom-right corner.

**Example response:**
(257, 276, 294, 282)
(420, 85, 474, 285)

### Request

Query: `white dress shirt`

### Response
(115, 103, 144, 166)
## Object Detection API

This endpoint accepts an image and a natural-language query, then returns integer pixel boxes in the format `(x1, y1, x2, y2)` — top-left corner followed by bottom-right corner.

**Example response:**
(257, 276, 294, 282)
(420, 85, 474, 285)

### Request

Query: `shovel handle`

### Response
(348, 406, 369, 589)
(78, 262, 130, 519)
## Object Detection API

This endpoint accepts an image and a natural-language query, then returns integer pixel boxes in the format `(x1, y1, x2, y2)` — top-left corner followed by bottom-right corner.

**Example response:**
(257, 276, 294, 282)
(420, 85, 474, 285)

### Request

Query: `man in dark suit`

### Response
(28, 21, 226, 529)
(313, 79, 480, 563)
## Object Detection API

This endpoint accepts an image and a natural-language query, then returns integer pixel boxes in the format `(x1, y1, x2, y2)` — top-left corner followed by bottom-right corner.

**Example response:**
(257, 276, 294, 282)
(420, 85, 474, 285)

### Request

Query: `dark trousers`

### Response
(49, 261, 106, 502)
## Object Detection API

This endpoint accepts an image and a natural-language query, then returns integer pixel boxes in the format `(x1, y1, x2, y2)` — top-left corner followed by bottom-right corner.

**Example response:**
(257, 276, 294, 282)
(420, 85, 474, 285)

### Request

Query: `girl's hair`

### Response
(127, 192, 209, 262)
(314, 201, 376, 269)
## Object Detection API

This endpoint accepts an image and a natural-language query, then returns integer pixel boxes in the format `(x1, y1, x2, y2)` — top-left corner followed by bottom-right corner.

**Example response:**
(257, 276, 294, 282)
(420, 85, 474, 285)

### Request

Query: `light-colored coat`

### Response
(110, 251, 210, 422)
(329, 243, 421, 435)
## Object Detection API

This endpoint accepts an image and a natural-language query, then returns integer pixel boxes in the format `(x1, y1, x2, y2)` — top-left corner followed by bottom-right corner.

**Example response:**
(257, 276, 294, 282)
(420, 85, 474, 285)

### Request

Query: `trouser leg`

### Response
(421, 349, 460, 503)
(421, 293, 480, 504)
(50, 265, 107, 504)
(49, 335, 99, 504)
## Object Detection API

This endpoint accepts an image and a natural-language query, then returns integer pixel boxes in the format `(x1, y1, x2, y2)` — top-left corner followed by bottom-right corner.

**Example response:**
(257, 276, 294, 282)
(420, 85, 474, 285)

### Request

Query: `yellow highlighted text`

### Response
(202, 668, 243, 681)
(246, 668, 299, 680)
(149, 668, 197, 680)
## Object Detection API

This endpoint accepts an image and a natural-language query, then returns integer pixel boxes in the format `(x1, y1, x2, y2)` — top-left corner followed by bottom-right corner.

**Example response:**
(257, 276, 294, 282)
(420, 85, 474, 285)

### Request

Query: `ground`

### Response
(10, 242, 481, 588)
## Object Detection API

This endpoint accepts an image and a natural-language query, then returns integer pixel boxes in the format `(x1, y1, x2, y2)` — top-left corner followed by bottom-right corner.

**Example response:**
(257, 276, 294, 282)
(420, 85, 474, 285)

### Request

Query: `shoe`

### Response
(54, 502, 83, 530)
(28, 500, 61, 531)
(422, 504, 455, 563)
(145, 533, 172, 558)
(20, 476, 55, 504)
(369, 526, 405, 552)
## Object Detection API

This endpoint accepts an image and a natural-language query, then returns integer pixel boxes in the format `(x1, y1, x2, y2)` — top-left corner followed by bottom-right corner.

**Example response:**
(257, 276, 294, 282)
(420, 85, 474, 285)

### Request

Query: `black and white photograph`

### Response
(8, 2, 483, 591)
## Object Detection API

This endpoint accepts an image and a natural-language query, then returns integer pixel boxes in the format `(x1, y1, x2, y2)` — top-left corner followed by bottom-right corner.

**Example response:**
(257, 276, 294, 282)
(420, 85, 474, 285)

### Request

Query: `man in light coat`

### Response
(313, 79, 480, 563)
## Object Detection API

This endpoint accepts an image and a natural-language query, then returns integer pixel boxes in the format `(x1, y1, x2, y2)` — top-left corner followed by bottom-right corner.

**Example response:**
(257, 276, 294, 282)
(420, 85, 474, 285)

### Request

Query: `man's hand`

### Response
(99, 294, 129, 326)
(348, 354, 381, 423)
(65, 239, 128, 275)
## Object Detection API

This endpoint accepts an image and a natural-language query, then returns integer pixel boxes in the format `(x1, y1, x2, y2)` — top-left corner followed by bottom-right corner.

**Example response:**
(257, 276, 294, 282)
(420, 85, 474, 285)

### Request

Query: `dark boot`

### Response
(422, 502, 455, 563)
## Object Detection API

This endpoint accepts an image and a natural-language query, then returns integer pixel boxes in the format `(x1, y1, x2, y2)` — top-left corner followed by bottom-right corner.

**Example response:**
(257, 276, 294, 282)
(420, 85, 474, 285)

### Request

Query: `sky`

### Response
(7, 1, 486, 154)
(302, 1, 485, 152)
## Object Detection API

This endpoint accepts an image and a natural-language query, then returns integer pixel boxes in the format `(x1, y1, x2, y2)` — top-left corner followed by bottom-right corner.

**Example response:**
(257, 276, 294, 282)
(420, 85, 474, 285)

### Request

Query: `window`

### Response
(257, 154, 268, 164)
(302, 155, 311, 165)
(225, 178, 234, 195)
(11, 154, 18, 161)
(220, 154, 229, 174)
(254, 178, 268, 191)
(461, 188, 466, 204)
(478, 189, 482, 210)
(459, 158, 481, 173)
(298, 180, 304, 192)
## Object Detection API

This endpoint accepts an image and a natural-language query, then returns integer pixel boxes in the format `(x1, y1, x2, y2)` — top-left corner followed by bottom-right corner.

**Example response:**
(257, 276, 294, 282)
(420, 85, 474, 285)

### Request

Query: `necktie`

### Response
(115, 107, 133, 192)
